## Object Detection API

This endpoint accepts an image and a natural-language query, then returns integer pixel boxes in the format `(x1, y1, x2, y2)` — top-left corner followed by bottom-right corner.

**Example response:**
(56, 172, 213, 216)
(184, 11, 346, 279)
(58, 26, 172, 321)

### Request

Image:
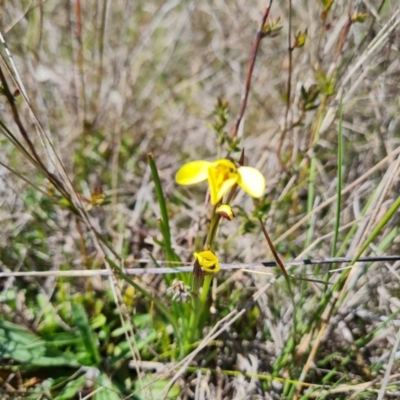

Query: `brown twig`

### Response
(75, 0, 87, 123)
(93, 0, 108, 118)
(258, 218, 292, 293)
(230, 2, 273, 141)
(277, 0, 293, 170)
(0, 64, 70, 200)
(334, 16, 353, 65)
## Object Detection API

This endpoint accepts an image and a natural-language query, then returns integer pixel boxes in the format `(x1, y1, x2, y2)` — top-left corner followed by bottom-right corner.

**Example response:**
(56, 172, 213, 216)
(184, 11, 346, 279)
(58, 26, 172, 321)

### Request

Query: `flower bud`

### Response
(216, 204, 235, 221)
(193, 250, 220, 274)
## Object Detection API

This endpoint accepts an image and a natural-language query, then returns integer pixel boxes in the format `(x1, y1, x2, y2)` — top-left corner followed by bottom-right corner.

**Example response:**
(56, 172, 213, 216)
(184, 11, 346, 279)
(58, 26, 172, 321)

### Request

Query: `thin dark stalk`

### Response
(67, 0, 79, 117)
(258, 218, 292, 292)
(93, 0, 108, 117)
(277, 0, 293, 168)
(258, 217, 298, 376)
(230, 2, 273, 141)
(75, 0, 87, 123)
(334, 17, 352, 65)
(0, 64, 70, 200)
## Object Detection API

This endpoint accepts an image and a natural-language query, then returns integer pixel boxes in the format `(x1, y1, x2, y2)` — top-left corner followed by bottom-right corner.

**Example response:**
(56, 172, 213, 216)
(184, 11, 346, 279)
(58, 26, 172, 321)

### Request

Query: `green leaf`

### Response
(72, 303, 101, 365)
(147, 154, 172, 248)
(36, 293, 60, 333)
(331, 96, 343, 259)
(53, 375, 88, 400)
(0, 320, 80, 368)
(111, 329, 157, 364)
(147, 153, 181, 266)
(91, 314, 107, 330)
(94, 373, 122, 400)
(134, 374, 180, 400)
(353, 195, 400, 262)
(41, 332, 81, 347)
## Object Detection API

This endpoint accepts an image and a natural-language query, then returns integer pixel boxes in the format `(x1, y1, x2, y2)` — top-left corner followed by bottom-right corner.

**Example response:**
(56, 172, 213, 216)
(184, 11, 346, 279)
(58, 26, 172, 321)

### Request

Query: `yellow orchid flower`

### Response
(193, 250, 220, 274)
(175, 159, 265, 205)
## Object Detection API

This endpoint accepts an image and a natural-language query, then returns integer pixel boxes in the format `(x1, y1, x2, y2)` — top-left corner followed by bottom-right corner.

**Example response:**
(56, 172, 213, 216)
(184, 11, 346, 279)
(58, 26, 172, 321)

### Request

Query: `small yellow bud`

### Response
(216, 204, 235, 221)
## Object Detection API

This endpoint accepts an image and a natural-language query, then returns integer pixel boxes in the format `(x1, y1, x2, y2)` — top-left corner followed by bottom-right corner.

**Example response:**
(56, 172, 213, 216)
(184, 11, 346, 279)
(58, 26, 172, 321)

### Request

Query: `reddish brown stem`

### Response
(74, 0, 87, 122)
(334, 17, 352, 65)
(277, 0, 293, 171)
(230, 2, 273, 141)
(258, 218, 292, 293)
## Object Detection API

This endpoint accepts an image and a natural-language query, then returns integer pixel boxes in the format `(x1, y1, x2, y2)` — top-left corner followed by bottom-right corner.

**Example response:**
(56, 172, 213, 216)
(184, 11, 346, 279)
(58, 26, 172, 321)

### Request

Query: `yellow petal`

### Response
(207, 159, 239, 205)
(237, 166, 266, 198)
(193, 250, 220, 274)
(213, 159, 237, 170)
(209, 175, 237, 205)
(175, 160, 211, 185)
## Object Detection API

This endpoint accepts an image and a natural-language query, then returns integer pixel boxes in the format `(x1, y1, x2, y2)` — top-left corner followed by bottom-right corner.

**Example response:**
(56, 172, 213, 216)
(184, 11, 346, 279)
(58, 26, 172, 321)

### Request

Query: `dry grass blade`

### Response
(377, 329, 400, 400)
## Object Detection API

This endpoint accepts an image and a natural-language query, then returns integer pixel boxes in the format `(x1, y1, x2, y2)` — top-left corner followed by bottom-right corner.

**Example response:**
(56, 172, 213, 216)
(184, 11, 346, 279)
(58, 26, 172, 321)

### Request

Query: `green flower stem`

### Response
(205, 183, 238, 249)
(202, 183, 238, 295)
(188, 298, 199, 343)
(200, 275, 212, 303)
(189, 274, 213, 343)
(189, 204, 221, 342)
(204, 208, 221, 249)
(190, 179, 239, 343)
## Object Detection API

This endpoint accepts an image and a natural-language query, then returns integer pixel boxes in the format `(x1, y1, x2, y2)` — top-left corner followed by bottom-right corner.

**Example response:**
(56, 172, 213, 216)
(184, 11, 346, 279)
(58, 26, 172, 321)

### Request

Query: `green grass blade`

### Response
(331, 97, 343, 258)
(134, 374, 181, 400)
(377, 226, 398, 253)
(335, 185, 378, 258)
(71, 303, 101, 365)
(53, 375, 87, 400)
(147, 153, 175, 257)
(352, 195, 400, 262)
(148, 153, 186, 287)
(305, 155, 316, 248)
(305, 113, 324, 249)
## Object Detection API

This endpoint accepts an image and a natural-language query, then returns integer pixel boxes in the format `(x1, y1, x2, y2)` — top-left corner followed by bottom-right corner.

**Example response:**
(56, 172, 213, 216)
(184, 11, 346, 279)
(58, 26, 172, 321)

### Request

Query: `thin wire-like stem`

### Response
(92, 0, 109, 117)
(3, 256, 398, 278)
(0, 64, 70, 200)
(230, 2, 273, 141)
(277, 0, 293, 167)
(74, 0, 87, 123)
(258, 218, 292, 293)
